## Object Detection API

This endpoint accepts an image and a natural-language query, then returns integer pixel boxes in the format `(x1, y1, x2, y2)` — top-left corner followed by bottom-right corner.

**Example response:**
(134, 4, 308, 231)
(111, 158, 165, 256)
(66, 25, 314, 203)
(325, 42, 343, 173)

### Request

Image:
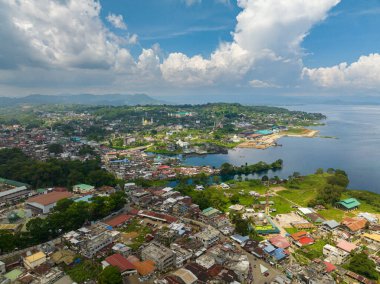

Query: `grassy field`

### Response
(66, 260, 101, 283)
(297, 239, 330, 260)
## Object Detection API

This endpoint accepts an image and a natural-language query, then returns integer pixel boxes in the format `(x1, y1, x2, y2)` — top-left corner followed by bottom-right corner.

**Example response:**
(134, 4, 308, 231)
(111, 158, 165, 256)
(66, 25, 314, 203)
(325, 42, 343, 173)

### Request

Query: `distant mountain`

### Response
(0, 94, 164, 107)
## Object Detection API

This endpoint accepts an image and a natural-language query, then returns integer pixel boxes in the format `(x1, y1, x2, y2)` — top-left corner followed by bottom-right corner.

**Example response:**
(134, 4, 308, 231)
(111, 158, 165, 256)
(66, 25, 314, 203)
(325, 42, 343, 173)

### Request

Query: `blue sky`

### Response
(0, 0, 379, 100)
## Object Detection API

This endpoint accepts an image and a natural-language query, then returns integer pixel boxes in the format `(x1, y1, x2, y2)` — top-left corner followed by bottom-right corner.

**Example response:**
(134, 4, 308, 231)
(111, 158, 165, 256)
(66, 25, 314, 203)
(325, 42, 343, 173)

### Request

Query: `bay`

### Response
(182, 104, 380, 193)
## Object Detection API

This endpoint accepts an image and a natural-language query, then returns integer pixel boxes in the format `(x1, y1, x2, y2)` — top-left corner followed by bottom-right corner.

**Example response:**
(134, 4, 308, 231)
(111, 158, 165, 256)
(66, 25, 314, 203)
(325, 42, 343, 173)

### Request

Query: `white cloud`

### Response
(0, 0, 134, 71)
(161, 0, 340, 86)
(249, 79, 279, 88)
(106, 13, 127, 30)
(303, 53, 380, 89)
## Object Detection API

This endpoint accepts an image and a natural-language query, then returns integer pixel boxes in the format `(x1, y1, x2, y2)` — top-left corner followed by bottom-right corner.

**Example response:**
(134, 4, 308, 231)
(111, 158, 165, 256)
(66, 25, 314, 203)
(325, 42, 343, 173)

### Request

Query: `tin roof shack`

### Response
(336, 198, 360, 211)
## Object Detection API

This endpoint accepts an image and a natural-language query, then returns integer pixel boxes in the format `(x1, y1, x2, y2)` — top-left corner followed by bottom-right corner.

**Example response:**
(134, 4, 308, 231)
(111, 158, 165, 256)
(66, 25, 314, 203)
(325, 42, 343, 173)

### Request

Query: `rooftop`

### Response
(25, 251, 46, 263)
(27, 191, 73, 206)
(337, 198, 360, 209)
(105, 214, 133, 227)
(105, 253, 136, 272)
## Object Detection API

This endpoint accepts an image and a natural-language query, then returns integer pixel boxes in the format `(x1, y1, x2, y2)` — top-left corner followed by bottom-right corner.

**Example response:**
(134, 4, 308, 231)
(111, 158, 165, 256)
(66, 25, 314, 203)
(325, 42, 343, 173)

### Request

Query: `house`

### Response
(231, 234, 249, 245)
(195, 226, 220, 248)
(171, 268, 198, 284)
(290, 231, 314, 247)
(341, 217, 368, 233)
(103, 253, 137, 276)
(362, 233, 380, 251)
(26, 191, 73, 214)
(321, 220, 340, 231)
(64, 223, 117, 258)
(105, 214, 133, 228)
(269, 235, 291, 249)
(141, 242, 176, 271)
(336, 239, 357, 253)
(323, 244, 349, 265)
(72, 183, 94, 194)
(229, 204, 245, 212)
(358, 212, 378, 224)
(23, 251, 47, 270)
(336, 198, 360, 211)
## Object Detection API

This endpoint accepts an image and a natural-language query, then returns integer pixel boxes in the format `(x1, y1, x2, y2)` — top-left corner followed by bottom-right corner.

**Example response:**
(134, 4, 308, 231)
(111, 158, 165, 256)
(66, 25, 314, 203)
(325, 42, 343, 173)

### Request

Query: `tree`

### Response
(48, 143, 63, 155)
(98, 266, 122, 284)
(315, 168, 324, 175)
(346, 252, 379, 280)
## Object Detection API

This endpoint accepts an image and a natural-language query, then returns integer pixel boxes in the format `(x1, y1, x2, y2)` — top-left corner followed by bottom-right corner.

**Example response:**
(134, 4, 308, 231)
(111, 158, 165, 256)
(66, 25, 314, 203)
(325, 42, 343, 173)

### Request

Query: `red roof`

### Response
(298, 236, 314, 246)
(336, 240, 357, 253)
(105, 254, 136, 272)
(269, 235, 291, 249)
(27, 191, 73, 206)
(290, 231, 308, 241)
(105, 214, 133, 227)
(129, 208, 139, 215)
(324, 261, 336, 273)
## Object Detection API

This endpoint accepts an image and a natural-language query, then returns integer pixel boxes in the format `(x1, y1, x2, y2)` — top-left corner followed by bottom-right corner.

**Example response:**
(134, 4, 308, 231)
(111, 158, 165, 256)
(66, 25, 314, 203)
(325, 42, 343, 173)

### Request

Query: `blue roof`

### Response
(231, 234, 250, 244)
(264, 244, 276, 253)
(272, 248, 287, 260)
(110, 158, 129, 164)
(255, 130, 273, 135)
(74, 195, 93, 203)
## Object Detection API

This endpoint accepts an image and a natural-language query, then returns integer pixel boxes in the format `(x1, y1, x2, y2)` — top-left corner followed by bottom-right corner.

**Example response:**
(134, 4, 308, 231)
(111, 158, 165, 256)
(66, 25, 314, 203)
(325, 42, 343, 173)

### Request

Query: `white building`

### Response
(323, 244, 349, 265)
(26, 191, 73, 214)
(195, 226, 220, 248)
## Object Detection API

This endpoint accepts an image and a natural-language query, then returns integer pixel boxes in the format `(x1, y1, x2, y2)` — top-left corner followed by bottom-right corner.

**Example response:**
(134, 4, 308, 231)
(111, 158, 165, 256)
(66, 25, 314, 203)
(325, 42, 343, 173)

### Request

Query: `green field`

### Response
(297, 239, 330, 260)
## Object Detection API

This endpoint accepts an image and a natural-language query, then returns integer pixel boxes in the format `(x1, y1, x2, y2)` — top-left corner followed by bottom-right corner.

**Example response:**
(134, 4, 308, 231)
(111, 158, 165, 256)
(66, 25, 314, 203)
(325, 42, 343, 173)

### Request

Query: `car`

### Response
(264, 272, 270, 277)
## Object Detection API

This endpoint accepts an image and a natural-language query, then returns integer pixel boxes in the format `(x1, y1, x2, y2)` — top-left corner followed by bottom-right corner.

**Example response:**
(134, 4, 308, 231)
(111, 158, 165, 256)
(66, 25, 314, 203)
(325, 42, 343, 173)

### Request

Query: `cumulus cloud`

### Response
(0, 0, 134, 71)
(106, 13, 127, 30)
(0, 0, 351, 95)
(303, 53, 380, 89)
(161, 0, 340, 86)
(249, 79, 279, 88)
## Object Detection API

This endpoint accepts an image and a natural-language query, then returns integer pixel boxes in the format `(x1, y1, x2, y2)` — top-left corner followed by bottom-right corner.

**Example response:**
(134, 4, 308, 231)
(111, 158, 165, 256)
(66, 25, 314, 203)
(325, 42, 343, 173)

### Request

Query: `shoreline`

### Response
(237, 129, 319, 149)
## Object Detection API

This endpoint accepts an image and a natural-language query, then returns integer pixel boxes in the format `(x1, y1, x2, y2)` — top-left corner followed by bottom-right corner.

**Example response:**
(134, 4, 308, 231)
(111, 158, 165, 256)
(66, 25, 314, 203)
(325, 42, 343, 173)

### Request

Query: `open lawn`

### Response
(317, 207, 354, 222)
(297, 239, 330, 260)
(277, 188, 316, 207)
(270, 196, 293, 215)
(66, 260, 101, 284)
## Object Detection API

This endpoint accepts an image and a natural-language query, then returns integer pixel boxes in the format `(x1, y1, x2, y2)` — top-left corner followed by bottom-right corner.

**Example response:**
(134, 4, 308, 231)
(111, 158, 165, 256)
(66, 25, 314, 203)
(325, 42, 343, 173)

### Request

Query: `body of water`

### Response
(182, 104, 380, 193)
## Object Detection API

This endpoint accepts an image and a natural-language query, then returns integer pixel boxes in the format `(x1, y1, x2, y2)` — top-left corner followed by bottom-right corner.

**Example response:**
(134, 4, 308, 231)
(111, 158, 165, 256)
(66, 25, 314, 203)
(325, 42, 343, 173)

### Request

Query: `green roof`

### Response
(202, 207, 220, 216)
(73, 184, 94, 190)
(0, 177, 29, 188)
(337, 198, 360, 209)
(5, 269, 23, 281)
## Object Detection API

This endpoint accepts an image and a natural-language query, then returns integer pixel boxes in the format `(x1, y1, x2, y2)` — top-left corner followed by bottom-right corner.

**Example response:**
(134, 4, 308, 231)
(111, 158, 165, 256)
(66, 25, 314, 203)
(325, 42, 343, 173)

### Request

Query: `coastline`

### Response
(237, 129, 319, 150)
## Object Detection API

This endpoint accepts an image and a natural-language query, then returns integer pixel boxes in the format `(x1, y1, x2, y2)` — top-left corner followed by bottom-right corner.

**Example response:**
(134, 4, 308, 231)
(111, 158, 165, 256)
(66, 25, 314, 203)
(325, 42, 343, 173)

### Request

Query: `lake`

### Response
(182, 104, 380, 193)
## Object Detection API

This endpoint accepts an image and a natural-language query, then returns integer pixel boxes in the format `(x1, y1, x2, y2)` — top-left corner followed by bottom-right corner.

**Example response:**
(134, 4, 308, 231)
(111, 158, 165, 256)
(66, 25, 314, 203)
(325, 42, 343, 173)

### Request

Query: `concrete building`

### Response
(141, 242, 175, 271)
(0, 186, 30, 205)
(72, 184, 94, 194)
(195, 226, 220, 248)
(323, 244, 349, 265)
(23, 251, 47, 270)
(64, 223, 117, 258)
(26, 191, 73, 214)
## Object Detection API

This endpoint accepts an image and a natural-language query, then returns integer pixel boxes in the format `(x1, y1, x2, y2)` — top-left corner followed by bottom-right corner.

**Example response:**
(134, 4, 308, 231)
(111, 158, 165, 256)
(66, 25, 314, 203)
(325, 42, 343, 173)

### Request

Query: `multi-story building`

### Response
(195, 226, 220, 248)
(322, 244, 349, 265)
(141, 242, 176, 271)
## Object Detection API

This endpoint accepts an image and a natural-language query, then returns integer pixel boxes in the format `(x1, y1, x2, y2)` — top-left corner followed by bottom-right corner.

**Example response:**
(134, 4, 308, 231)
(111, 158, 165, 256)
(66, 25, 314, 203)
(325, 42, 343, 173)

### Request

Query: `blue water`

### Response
(182, 105, 380, 193)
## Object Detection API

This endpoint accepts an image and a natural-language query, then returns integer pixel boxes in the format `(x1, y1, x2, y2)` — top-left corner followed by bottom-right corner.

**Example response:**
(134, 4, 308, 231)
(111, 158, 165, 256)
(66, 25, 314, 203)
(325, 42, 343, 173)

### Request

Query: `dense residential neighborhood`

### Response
(0, 104, 379, 284)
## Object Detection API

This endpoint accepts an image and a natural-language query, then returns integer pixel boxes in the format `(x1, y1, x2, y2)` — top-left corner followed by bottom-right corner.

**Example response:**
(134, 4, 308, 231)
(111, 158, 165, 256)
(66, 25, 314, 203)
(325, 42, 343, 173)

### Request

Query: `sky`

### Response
(0, 0, 379, 101)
